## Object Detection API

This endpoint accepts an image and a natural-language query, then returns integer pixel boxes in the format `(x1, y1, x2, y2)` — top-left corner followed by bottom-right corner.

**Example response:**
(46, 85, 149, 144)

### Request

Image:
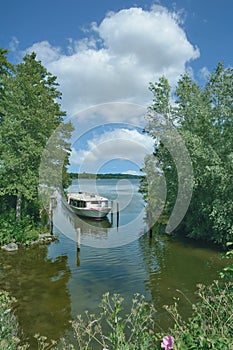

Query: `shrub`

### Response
(0, 217, 46, 245)
(219, 242, 233, 280)
(59, 282, 233, 349)
(1, 281, 232, 349)
(163, 281, 233, 349)
(60, 293, 160, 349)
(0, 290, 28, 350)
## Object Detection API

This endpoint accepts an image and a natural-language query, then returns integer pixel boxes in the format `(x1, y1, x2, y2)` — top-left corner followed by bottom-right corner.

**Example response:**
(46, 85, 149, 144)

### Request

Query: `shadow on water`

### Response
(0, 245, 72, 347)
(138, 232, 225, 331)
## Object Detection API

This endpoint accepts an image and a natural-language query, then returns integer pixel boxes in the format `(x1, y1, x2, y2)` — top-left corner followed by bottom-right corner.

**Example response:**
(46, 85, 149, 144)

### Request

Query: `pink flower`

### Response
(161, 335, 174, 350)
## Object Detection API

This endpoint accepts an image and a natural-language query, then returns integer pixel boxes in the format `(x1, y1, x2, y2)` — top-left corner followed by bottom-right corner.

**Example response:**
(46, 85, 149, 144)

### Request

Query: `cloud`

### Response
(198, 66, 210, 81)
(25, 5, 200, 115)
(70, 128, 154, 173)
(26, 41, 62, 64)
(9, 36, 19, 52)
(24, 6, 200, 174)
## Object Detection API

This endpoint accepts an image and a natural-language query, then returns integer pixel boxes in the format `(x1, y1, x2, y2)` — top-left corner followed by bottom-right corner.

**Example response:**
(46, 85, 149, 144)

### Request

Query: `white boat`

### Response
(67, 192, 111, 219)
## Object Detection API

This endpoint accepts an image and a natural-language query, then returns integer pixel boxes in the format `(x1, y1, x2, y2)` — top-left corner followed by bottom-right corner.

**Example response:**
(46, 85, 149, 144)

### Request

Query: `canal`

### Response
(0, 178, 225, 347)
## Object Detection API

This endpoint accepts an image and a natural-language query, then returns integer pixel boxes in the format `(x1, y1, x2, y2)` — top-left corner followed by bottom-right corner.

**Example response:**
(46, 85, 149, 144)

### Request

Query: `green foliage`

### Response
(220, 242, 233, 280)
(34, 334, 57, 350)
(0, 290, 28, 350)
(70, 173, 143, 180)
(60, 293, 158, 349)
(40, 282, 233, 350)
(1, 281, 232, 349)
(0, 216, 46, 245)
(142, 63, 233, 247)
(139, 154, 167, 225)
(163, 281, 233, 349)
(0, 48, 73, 227)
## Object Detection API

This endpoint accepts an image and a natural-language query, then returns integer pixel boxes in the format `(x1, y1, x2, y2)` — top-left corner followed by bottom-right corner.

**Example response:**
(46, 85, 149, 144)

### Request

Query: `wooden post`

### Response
(77, 228, 81, 267)
(77, 228, 81, 251)
(49, 196, 53, 235)
(148, 211, 152, 239)
(117, 202, 119, 228)
(111, 201, 114, 225)
(149, 227, 153, 239)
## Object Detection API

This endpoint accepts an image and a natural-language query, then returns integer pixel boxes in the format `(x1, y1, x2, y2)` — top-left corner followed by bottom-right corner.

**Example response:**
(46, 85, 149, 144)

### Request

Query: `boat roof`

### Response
(67, 192, 109, 202)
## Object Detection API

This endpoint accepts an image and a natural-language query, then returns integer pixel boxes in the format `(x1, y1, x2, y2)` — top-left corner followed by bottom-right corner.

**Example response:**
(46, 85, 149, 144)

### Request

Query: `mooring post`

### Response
(77, 228, 81, 251)
(148, 211, 153, 239)
(49, 196, 54, 235)
(111, 200, 114, 225)
(117, 202, 119, 228)
(149, 227, 153, 239)
(76, 228, 81, 267)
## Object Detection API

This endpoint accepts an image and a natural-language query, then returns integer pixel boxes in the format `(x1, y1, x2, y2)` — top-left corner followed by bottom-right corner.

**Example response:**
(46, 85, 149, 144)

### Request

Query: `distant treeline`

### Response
(69, 172, 144, 179)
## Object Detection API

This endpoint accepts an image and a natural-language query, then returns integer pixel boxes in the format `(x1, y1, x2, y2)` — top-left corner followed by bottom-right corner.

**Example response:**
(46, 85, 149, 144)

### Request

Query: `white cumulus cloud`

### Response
(24, 5, 200, 174)
(25, 5, 199, 116)
(70, 128, 154, 173)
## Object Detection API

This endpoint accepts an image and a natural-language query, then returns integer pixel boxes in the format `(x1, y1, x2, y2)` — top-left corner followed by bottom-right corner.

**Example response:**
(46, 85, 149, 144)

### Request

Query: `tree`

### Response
(142, 63, 233, 247)
(0, 51, 73, 221)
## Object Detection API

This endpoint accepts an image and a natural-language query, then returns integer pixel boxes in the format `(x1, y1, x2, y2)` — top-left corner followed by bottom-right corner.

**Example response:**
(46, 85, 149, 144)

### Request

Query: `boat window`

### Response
(70, 199, 77, 206)
(70, 199, 86, 208)
(77, 200, 86, 208)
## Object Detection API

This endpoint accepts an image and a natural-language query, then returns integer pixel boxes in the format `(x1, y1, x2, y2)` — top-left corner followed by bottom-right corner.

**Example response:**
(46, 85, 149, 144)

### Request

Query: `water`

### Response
(0, 179, 225, 347)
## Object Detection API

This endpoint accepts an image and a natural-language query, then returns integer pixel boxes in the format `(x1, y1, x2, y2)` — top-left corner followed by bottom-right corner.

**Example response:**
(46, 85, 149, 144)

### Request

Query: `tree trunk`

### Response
(16, 193, 22, 221)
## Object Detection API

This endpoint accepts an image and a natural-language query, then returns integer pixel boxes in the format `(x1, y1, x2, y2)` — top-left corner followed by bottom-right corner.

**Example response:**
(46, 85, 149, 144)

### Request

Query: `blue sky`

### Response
(1, 0, 232, 174)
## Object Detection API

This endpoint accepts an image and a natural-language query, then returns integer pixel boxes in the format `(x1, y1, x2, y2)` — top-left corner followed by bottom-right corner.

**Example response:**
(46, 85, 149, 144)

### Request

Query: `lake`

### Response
(0, 178, 225, 347)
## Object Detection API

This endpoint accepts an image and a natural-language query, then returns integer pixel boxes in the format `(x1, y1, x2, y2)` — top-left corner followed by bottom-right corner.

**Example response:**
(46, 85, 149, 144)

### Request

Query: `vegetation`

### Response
(163, 281, 233, 350)
(70, 172, 143, 179)
(0, 290, 27, 350)
(220, 242, 233, 279)
(0, 48, 73, 245)
(0, 46, 232, 348)
(1, 279, 232, 349)
(0, 217, 44, 245)
(140, 63, 233, 248)
(58, 282, 233, 350)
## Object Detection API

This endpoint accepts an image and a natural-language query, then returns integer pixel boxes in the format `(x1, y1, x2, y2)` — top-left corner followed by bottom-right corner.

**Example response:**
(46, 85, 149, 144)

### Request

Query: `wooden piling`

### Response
(77, 228, 81, 252)
(76, 228, 81, 267)
(148, 212, 152, 239)
(49, 196, 54, 235)
(149, 227, 153, 239)
(111, 201, 114, 224)
(117, 202, 119, 228)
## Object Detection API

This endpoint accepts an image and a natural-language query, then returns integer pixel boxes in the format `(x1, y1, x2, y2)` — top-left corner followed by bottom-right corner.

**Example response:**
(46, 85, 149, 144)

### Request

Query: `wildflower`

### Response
(161, 335, 174, 349)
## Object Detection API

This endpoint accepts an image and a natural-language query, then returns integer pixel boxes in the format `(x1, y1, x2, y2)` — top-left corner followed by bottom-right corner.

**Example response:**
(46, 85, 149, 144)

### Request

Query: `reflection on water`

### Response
(0, 246, 71, 347)
(138, 234, 224, 330)
(0, 179, 226, 346)
(53, 178, 147, 248)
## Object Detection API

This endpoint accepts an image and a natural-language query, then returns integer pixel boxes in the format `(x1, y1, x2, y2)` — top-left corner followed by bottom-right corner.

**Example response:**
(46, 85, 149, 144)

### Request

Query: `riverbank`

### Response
(0, 214, 58, 249)
(1, 233, 57, 252)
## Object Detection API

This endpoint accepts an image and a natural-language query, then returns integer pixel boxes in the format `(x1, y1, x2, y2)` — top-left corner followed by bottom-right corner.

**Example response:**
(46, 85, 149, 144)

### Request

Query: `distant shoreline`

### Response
(69, 172, 144, 180)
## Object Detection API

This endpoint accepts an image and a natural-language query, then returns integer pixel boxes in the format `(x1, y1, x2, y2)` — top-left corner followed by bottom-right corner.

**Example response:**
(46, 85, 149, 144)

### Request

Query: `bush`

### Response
(1, 281, 232, 349)
(59, 282, 233, 349)
(0, 290, 28, 350)
(219, 242, 233, 280)
(0, 217, 46, 245)
(60, 293, 159, 349)
(163, 281, 233, 349)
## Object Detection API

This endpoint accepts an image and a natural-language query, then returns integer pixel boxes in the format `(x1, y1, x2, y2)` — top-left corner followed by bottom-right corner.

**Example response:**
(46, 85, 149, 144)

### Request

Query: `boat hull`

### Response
(70, 206, 111, 219)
